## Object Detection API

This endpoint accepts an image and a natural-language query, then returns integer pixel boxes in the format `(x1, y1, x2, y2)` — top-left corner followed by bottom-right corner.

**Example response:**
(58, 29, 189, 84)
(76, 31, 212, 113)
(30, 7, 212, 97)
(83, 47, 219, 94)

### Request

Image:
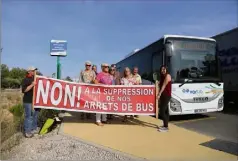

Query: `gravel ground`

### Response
(2, 128, 136, 160)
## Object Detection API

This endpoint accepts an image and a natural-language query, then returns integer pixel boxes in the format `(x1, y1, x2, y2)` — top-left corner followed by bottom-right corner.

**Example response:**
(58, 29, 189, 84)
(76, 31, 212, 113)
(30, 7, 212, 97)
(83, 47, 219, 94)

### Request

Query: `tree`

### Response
(2, 77, 20, 88)
(1, 78, 9, 88)
(1, 64, 9, 79)
(9, 67, 26, 80)
(65, 76, 73, 82)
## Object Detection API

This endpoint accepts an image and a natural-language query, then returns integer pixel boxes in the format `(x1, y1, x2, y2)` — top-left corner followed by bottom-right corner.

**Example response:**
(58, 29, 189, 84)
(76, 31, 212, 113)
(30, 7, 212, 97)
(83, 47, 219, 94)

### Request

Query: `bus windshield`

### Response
(169, 39, 219, 82)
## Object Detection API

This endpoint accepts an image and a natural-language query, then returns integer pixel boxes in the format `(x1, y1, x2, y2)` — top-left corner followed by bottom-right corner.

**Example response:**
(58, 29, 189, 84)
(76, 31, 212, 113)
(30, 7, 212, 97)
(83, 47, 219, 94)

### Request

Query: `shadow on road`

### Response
(200, 139, 238, 156)
(169, 114, 210, 122)
(222, 107, 238, 115)
(63, 112, 158, 129)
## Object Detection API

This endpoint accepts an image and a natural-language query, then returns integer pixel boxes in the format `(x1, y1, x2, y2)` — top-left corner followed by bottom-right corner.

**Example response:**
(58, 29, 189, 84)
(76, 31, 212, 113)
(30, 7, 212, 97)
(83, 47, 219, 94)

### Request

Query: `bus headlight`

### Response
(170, 98, 182, 112)
(218, 96, 223, 108)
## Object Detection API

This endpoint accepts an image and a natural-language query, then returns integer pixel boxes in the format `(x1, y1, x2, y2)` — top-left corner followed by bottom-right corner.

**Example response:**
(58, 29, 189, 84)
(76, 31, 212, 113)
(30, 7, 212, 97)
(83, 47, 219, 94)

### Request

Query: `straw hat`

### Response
(85, 61, 92, 65)
(101, 63, 109, 67)
(27, 66, 37, 71)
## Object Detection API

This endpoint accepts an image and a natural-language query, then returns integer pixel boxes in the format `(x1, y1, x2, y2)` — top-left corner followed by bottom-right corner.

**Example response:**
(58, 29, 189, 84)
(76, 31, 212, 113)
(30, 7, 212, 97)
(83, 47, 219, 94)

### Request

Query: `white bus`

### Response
(116, 35, 224, 115)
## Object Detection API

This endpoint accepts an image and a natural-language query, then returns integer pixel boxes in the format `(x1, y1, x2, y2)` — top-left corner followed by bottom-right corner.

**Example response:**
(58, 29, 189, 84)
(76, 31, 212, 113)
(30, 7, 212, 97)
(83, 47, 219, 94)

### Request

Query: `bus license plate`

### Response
(194, 109, 207, 113)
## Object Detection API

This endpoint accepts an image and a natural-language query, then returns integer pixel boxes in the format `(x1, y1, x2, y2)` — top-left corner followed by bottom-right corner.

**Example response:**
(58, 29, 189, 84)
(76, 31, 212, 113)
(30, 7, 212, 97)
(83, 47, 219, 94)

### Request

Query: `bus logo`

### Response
(193, 97, 209, 102)
(182, 89, 203, 95)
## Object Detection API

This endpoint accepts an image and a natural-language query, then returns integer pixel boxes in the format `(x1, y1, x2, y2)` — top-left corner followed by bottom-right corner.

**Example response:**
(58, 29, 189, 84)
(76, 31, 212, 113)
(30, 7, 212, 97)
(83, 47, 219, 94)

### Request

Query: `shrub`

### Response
(1, 104, 24, 143)
(2, 104, 59, 143)
(9, 104, 24, 118)
(8, 104, 24, 132)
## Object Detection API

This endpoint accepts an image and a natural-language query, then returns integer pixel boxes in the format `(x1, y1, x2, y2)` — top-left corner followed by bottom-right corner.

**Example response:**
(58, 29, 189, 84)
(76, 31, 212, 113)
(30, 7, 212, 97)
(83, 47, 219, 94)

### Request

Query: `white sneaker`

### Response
(158, 127, 169, 132)
(157, 126, 164, 129)
(32, 127, 40, 134)
(25, 133, 34, 138)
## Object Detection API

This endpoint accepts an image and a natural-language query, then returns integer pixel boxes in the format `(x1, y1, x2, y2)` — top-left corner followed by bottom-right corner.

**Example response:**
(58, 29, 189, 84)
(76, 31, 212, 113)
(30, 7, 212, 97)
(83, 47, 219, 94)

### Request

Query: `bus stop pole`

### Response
(57, 56, 61, 79)
(56, 56, 65, 117)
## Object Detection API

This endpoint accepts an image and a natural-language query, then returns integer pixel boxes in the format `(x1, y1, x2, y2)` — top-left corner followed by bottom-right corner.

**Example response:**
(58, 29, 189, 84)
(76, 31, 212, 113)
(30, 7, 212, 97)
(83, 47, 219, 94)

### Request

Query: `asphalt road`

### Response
(170, 112, 238, 156)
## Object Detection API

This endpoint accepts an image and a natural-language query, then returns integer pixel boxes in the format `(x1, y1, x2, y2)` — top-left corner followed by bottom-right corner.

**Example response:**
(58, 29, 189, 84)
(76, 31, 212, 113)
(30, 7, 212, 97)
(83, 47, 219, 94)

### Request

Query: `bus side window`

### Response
(152, 51, 163, 73)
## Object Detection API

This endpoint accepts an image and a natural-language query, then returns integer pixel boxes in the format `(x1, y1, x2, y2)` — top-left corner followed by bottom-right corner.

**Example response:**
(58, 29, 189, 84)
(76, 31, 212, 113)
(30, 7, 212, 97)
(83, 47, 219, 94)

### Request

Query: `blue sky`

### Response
(2, 0, 237, 78)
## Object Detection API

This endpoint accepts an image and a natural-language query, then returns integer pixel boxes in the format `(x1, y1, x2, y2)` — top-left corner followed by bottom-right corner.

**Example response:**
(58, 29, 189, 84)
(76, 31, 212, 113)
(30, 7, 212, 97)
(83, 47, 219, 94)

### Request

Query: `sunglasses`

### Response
(86, 64, 91, 66)
(103, 66, 109, 68)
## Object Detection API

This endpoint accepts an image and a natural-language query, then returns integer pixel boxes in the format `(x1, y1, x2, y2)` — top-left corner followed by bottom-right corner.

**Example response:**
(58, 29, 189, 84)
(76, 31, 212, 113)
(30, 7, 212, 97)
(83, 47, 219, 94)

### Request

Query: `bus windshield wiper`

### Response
(194, 78, 222, 86)
(179, 79, 193, 87)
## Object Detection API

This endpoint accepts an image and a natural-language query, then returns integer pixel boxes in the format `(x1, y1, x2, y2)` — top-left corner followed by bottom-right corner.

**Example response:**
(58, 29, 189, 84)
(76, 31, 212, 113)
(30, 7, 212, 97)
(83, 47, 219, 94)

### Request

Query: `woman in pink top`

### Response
(94, 63, 113, 126)
(120, 67, 139, 122)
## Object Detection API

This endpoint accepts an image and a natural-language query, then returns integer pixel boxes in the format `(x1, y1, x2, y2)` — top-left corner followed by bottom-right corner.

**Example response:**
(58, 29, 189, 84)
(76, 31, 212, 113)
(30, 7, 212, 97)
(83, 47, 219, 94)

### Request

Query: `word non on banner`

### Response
(33, 76, 156, 115)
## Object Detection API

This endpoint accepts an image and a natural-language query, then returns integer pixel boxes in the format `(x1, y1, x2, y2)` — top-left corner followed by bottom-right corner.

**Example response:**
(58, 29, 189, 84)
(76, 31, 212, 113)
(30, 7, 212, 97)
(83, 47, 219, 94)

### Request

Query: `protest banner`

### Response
(33, 76, 157, 115)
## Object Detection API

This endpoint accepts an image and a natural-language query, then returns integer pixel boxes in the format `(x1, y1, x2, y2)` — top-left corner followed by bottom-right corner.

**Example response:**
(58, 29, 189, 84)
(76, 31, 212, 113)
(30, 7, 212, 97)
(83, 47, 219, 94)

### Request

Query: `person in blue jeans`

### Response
(21, 66, 40, 138)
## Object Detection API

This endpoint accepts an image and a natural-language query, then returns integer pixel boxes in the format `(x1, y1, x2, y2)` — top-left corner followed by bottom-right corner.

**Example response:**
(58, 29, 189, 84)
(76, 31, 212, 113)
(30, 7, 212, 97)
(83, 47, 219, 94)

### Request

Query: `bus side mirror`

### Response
(165, 41, 173, 57)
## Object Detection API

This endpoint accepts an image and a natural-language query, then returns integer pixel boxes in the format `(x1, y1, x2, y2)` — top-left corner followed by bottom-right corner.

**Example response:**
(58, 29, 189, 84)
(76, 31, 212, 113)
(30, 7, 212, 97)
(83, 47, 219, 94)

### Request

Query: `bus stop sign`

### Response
(50, 40, 67, 57)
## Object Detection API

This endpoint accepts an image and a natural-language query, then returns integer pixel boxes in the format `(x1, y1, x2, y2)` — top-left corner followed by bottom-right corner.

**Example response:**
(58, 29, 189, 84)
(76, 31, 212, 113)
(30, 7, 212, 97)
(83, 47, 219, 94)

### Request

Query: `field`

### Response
(0, 89, 59, 146)
(0, 89, 23, 143)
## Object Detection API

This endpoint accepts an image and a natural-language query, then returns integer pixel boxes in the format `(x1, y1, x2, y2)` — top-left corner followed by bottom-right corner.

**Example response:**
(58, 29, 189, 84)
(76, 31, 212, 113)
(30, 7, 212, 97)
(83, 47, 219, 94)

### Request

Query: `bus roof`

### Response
(211, 27, 238, 38)
(116, 34, 216, 65)
(163, 35, 216, 42)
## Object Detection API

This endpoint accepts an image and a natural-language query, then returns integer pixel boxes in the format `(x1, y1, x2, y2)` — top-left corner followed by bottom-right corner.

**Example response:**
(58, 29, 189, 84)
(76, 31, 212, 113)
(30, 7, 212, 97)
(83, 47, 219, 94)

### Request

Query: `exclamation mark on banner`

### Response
(77, 87, 81, 108)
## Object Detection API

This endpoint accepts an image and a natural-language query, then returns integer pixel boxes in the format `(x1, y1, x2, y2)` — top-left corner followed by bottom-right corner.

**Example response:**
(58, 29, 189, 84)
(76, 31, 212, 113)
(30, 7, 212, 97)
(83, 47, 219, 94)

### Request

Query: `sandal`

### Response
(96, 122, 104, 126)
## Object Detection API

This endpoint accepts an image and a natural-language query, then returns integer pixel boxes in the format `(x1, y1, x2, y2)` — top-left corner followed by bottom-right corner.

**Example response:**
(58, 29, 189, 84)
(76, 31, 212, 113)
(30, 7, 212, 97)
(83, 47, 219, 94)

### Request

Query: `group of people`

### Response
(79, 61, 142, 126)
(21, 62, 171, 138)
(78, 61, 172, 133)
